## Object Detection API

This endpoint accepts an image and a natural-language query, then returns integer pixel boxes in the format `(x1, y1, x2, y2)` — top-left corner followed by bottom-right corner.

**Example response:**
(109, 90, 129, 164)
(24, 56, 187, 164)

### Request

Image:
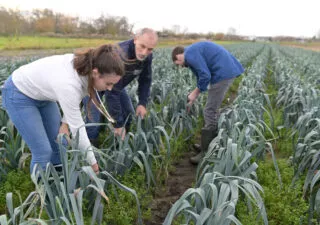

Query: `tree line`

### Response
(0, 7, 133, 37)
(1, 7, 319, 41)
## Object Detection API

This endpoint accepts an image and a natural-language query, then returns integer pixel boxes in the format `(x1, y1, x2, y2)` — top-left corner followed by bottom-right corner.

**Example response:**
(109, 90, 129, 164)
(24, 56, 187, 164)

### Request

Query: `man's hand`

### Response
(187, 88, 201, 112)
(59, 122, 70, 136)
(114, 127, 126, 140)
(136, 105, 147, 119)
(91, 163, 99, 174)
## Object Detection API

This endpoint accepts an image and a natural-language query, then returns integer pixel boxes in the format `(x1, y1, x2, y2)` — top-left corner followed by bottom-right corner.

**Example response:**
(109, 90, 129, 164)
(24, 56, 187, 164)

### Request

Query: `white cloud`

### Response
(2, 0, 319, 37)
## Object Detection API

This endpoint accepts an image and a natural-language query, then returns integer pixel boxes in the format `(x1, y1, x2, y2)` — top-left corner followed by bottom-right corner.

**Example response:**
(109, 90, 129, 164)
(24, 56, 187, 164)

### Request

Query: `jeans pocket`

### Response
(12, 88, 33, 105)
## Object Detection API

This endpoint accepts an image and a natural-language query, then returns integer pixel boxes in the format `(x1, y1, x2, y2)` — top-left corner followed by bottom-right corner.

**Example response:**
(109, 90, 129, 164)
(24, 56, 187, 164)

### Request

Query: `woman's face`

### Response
(92, 70, 121, 91)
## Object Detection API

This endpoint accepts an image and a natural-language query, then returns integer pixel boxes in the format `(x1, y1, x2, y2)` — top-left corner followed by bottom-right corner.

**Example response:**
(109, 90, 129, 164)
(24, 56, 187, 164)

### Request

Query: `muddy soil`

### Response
(144, 149, 198, 225)
(0, 48, 74, 58)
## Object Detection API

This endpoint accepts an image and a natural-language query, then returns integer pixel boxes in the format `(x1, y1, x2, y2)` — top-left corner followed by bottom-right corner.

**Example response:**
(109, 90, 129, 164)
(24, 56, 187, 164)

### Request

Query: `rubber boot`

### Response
(190, 127, 217, 165)
(192, 143, 201, 152)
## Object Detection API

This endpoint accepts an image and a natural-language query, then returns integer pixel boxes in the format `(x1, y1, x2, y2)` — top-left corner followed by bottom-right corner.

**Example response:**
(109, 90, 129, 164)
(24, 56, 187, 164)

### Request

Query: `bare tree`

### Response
(214, 33, 225, 40)
(32, 9, 55, 33)
(0, 6, 133, 36)
(0, 8, 27, 37)
(172, 25, 181, 35)
(227, 27, 237, 35)
(0, 7, 15, 35)
(181, 26, 188, 37)
(79, 19, 97, 34)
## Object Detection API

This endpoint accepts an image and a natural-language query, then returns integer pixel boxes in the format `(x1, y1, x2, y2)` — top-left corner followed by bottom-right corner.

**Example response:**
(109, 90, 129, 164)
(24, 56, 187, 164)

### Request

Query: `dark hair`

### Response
(73, 44, 124, 117)
(171, 46, 185, 62)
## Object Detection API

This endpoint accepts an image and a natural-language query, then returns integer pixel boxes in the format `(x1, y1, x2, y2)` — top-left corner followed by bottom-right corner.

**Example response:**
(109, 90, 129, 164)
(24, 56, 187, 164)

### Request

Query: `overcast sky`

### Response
(1, 0, 319, 37)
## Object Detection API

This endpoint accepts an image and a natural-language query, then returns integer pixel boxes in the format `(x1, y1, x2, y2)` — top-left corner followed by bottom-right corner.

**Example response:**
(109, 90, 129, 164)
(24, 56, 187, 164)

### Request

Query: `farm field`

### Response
(0, 42, 320, 225)
(281, 41, 320, 52)
(0, 36, 237, 51)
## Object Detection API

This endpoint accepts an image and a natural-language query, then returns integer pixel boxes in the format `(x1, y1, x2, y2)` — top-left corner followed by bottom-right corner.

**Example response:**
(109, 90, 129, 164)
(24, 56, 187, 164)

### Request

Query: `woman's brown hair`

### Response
(73, 44, 125, 121)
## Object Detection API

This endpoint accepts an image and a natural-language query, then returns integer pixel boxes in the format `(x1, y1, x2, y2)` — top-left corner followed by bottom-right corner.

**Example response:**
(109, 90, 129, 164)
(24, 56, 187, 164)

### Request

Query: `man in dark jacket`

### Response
(172, 41, 244, 164)
(59, 28, 158, 143)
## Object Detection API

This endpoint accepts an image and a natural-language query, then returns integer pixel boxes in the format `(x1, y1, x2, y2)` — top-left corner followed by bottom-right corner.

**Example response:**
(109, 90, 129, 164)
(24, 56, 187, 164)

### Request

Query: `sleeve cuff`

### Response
(138, 100, 147, 107)
(61, 115, 67, 123)
(86, 146, 97, 165)
(114, 123, 124, 128)
(198, 85, 207, 93)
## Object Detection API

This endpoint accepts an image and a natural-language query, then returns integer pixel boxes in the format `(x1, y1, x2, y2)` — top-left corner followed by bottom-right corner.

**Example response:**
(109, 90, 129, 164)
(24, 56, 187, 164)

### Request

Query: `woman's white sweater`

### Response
(12, 54, 97, 165)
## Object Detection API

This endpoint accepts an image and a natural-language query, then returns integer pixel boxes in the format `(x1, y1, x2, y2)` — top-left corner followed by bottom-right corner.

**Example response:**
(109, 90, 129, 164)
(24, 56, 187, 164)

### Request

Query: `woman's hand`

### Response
(114, 127, 126, 140)
(59, 122, 70, 136)
(91, 163, 100, 174)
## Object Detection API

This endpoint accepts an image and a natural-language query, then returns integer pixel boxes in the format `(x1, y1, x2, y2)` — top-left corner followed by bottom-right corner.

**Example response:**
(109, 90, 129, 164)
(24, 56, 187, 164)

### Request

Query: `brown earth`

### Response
(0, 48, 74, 58)
(282, 44, 320, 52)
(144, 150, 198, 225)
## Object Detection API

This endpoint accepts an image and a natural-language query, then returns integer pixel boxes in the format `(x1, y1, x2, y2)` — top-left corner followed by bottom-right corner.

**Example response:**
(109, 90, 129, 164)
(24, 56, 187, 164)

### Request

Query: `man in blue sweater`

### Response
(60, 28, 158, 143)
(172, 41, 244, 164)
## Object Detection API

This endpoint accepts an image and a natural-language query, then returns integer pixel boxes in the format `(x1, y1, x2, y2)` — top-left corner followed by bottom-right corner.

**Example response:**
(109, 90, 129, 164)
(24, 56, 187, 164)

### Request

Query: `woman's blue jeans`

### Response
(2, 76, 62, 173)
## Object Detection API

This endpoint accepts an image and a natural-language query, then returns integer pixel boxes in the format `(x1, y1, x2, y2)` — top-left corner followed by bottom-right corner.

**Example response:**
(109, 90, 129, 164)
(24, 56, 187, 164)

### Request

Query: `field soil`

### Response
(0, 48, 74, 58)
(282, 44, 320, 52)
(144, 149, 198, 225)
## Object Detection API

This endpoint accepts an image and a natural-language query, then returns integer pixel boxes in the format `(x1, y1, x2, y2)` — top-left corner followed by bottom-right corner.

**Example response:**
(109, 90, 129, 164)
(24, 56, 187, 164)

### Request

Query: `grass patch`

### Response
(237, 51, 311, 224)
(0, 36, 241, 50)
(236, 159, 309, 225)
(263, 62, 296, 158)
(0, 36, 118, 50)
(0, 169, 34, 214)
(102, 167, 153, 225)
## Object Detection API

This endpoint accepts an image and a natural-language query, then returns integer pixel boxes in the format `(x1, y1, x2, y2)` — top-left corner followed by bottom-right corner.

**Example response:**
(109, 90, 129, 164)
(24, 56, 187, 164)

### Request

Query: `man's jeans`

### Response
(2, 76, 62, 173)
(83, 88, 135, 140)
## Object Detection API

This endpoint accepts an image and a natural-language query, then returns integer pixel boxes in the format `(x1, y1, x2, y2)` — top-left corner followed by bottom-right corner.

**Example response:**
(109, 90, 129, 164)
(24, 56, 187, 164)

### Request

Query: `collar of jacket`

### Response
(127, 39, 136, 59)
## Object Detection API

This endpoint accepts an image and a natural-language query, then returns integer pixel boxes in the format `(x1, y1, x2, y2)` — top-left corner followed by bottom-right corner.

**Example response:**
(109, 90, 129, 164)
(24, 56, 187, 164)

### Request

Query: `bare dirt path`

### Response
(0, 48, 74, 58)
(144, 149, 198, 225)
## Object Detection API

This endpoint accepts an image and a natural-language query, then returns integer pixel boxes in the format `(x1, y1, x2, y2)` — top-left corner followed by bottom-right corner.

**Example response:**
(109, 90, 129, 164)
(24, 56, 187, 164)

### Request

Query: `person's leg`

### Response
(82, 92, 104, 141)
(40, 102, 62, 166)
(190, 78, 235, 164)
(120, 89, 135, 132)
(2, 78, 54, 173)
(204, 78, 235, 131)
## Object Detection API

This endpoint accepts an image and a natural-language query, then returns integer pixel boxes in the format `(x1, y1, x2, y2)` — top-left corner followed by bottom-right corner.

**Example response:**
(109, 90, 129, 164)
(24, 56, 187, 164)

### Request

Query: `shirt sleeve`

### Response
(137, 55, 152, 106)
(185, 50, 211, 92)
(105, 89, 124, 128)
(57, 88, 97, 165)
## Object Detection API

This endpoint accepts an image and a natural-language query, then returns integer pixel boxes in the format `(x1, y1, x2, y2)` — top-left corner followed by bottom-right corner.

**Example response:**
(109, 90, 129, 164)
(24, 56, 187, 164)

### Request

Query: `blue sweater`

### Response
(184, 41, 244, 92)
(112, 39, 152, 106)
(104, 39, 153, 127)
